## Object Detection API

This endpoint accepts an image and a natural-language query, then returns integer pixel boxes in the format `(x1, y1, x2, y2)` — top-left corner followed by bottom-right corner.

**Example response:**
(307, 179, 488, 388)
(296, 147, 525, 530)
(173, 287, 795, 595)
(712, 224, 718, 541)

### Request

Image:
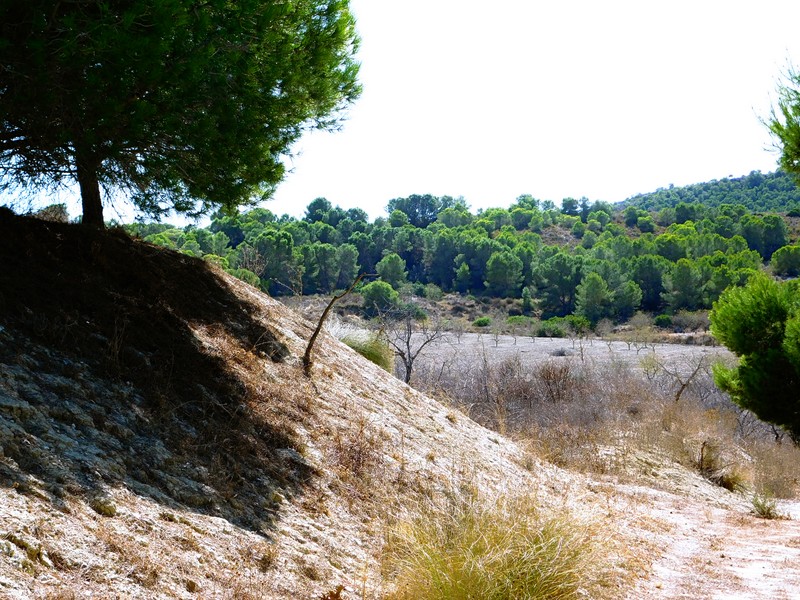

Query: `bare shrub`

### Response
(410, 336, 799, 493)
(532, 360, 579, 405)
(671, 310, 710, 332)
(746, 440, 800, 498)
(694, 438, 748, 492)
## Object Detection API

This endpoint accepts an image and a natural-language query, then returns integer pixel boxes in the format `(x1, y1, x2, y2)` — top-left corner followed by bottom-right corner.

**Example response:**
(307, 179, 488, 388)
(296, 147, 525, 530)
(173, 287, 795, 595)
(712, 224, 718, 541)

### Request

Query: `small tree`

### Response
(575, 272, 614, 326)
(0, 1, 361, 227)
(484, 250, 524, 297)
(710, 273, 800, 441)
(362, 281, 400, 317)
(379, 306, 445, 384)
(376, 252, 408, 290)
(304, 273, 369, 377)
(521, 286, 533, 314)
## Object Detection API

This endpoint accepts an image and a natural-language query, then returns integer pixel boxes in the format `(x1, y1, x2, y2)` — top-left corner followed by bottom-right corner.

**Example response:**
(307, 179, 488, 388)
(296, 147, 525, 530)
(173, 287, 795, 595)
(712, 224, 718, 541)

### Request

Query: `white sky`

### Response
(267, 0, 800, 220)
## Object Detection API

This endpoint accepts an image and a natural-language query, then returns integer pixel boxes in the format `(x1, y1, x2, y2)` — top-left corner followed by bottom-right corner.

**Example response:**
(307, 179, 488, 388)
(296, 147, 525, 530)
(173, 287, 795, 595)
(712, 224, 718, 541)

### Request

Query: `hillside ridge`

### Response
(0, 212, 542, 598)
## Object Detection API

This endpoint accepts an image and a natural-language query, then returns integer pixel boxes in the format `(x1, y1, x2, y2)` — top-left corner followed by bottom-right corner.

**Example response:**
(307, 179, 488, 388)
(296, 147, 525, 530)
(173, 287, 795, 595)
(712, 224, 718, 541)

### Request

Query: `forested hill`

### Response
(622, 170, 800, 213)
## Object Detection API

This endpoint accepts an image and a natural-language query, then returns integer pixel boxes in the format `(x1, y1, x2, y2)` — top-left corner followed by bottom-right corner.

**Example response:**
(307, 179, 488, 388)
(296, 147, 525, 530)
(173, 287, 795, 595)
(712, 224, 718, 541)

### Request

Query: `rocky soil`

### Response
(1, 212, 799, 599)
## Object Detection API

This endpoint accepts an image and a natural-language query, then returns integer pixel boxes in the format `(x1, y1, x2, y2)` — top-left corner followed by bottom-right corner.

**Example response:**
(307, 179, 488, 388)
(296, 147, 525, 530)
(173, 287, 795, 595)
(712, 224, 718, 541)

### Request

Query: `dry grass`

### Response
(751, 492, 783, 519)
(341, 332, 395, 372)
(328, 415, 389, 503)
(413, 349, 800, 499)
(382, 487, 609, 600)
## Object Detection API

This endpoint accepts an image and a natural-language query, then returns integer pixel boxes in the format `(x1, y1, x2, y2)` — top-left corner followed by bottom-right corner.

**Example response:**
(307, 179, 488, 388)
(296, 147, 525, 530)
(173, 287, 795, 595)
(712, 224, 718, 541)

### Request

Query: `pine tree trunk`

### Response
(76, 155, 104, 228)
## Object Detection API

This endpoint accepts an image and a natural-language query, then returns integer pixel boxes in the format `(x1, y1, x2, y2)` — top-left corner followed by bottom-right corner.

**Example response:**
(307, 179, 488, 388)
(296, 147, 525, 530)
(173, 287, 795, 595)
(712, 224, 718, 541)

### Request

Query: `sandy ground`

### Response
(622, 487, 800, 599)
(414, 331, 732, 375)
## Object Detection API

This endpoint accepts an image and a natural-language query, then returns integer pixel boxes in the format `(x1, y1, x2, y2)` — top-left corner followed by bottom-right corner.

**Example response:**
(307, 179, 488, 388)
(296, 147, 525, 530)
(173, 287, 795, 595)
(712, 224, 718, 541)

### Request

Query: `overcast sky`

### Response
(266, 0, 800, 220)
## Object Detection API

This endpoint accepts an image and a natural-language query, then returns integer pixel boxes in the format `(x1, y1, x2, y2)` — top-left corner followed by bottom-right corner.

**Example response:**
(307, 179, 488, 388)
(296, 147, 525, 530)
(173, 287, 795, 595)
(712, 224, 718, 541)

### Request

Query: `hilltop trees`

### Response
(126, 182, 795, 337)
(0, 1, 360, 227)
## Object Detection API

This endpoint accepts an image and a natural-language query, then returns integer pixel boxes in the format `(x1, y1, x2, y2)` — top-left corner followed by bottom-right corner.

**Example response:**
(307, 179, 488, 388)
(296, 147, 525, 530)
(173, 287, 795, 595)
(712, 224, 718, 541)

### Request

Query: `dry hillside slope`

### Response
(0, 212, 564, 598)
(2, 211, 800, 599)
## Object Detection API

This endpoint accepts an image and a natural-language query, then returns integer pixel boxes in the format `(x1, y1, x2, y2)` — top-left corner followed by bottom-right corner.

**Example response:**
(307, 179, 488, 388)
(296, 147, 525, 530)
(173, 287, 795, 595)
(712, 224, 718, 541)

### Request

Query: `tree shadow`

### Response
(0, 210, 313, 534)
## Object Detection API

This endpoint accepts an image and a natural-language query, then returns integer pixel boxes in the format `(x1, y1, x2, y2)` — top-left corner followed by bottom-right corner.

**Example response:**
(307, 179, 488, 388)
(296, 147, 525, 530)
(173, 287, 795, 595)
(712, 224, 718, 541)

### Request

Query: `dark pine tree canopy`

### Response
(0, 0, 361, 227)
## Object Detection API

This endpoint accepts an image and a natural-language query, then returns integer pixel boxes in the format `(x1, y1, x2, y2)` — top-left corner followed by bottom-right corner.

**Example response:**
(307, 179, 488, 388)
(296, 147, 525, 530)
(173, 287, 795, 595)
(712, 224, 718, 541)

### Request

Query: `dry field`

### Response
(409, 331, 731, 377)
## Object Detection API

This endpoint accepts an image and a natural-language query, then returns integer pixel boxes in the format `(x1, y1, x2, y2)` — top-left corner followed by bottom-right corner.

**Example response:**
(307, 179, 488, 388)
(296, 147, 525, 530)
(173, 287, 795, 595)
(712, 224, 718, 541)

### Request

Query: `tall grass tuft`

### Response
(384, 490, 603, 600)
(341, 332, 394, 372)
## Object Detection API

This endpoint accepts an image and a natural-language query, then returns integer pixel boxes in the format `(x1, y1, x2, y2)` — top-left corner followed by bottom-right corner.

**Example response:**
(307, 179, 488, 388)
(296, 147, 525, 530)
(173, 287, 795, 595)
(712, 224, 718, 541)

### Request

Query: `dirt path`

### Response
(618, 485, 800, 599)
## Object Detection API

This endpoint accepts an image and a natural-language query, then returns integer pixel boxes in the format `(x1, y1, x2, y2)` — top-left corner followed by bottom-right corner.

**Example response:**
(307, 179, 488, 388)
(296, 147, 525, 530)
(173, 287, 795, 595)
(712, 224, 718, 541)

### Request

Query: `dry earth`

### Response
(1, 214, 800, 599)
(411, 331, 732, 377)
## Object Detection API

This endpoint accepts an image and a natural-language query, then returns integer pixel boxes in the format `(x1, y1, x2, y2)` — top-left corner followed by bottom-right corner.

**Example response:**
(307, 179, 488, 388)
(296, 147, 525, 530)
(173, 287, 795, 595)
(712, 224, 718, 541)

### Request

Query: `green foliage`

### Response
(226, 268, 261, 288)
(0, 0, 361, 226)
(624, 171, 800, 213)
(109, 167, 791, 328)
(473, 316, 491, 328)
(362, 281, 400, 316)
(627, 255, 671, 312)
(636, 215, 656, 233)
(771, 244, 800, 277)
(575, 272, 614, 325)
(484, 250, 524, 297)
(538, 318, 567, 338)
(423, 283, 444, 300)
(662, 258, 703, 312)
(711, 273, 800, 440)
(564, 314, 591, 335)
(506, 315, 533, 327)
(654, 314, 673, 329)
(521, 286, 533, 314)
(376, 252, 408, 290)
(386, 194, 460, 229)
(533, 252, 583, 318)
(613, 280, 643, 321)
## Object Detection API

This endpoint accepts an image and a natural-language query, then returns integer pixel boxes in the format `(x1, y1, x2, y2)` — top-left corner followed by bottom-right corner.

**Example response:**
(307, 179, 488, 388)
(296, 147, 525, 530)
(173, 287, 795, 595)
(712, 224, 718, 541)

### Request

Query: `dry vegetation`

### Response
(410, 335, 800, 501)
(2, 211, 800, 598)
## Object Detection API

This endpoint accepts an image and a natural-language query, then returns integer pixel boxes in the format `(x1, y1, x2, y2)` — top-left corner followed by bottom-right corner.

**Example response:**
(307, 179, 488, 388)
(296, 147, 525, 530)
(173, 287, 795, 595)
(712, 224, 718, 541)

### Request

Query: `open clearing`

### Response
(409, 331, 732, 379)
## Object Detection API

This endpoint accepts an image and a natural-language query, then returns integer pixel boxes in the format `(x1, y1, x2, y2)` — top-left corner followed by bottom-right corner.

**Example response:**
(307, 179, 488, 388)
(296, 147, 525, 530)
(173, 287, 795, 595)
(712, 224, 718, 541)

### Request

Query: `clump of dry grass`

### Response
(750, 492, 783, 520)
(693, 438, 748, 492)
(341, 333, 394, 372)
(328, 416, 389, 504)
(383, 488, 607, 600)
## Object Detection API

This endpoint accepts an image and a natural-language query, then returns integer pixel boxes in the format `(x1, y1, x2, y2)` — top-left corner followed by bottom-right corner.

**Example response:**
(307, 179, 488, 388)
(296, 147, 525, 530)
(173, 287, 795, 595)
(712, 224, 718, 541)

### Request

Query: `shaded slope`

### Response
(0, 209, 310, 533)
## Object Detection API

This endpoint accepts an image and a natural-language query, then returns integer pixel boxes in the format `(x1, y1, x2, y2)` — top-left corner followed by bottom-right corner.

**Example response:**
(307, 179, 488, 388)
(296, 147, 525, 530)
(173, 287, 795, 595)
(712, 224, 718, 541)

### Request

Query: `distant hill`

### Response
(621, 170, 800, 213)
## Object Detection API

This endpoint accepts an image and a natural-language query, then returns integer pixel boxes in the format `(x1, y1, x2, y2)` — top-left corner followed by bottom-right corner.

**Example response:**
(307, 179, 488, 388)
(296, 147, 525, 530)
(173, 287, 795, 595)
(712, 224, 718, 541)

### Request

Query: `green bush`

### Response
(424, 283, 444, 301)
(362, 280, 399, 316)
(506, 315, 532, 326)
(385, 491, 603, 600)
(341, 333, 393, 372)
(654, 314, 673, 329)
(226, 268, 261, 288)
(538, 318, 567, 338)
(473, 316, 491, 327)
